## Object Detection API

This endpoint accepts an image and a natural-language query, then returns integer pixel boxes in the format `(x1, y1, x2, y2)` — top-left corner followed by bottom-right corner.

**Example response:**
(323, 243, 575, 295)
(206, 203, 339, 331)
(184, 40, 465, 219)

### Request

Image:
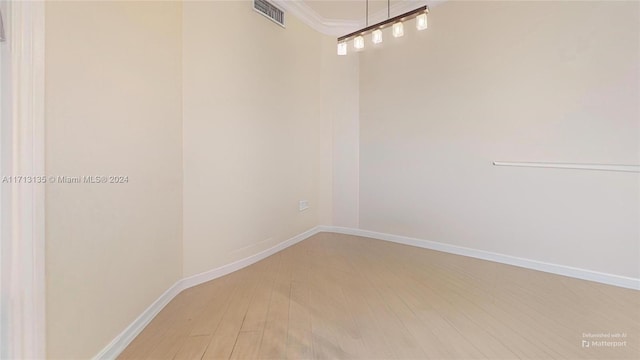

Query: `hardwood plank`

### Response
(201, 259, 276, 359)
(229, 331, 261, 359)
(173, 335, 211, 360)
(257, 251, 292, 359)
(119, 233, 640, 360)
(286, 244, 314, 360)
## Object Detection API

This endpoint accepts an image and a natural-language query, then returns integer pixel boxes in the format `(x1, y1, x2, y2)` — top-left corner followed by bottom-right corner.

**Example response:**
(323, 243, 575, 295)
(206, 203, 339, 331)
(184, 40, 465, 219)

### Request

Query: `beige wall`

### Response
(182, 1, 336, 276)
(359, 1, 640, 278)
(43, 0, 639, 357)
(44, 1, 352, 356)
(45, 1, 183, 358)
(321, 37, 360, 228)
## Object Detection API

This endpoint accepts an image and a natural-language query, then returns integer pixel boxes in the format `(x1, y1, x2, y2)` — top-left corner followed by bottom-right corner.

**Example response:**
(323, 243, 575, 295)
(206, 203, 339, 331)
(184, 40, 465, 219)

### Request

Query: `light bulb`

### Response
(354, 35, 365, 50)
(392, 22, 404, 37)
(372, 29, 383, 44)
(337, 42, 347, 55)
(416, 13, 428, 30)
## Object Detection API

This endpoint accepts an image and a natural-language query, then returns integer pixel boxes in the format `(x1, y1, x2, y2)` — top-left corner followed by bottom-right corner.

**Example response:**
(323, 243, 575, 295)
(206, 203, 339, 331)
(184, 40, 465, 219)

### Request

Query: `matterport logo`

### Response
(581, 332, 627, 348)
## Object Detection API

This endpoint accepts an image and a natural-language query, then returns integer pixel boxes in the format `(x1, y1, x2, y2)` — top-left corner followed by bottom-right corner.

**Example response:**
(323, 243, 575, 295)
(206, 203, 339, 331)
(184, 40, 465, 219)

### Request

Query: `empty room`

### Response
(1, 0, 638, 359)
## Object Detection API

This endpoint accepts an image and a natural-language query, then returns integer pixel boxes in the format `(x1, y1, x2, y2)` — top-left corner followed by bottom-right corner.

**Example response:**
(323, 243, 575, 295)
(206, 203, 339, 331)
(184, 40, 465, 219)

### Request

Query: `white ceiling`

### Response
(303, 0, 399, 21)
(273, 0, 437, 36)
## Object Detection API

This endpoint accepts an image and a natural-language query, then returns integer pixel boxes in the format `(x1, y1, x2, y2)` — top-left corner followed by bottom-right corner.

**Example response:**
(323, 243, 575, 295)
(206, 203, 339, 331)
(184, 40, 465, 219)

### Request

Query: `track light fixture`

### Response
(416, 13, 428, 30)
(354, 35, 365, 49)
(372, 29, 383, 44)
(337, 1, 429, 55)
(392, 22, 404, 37)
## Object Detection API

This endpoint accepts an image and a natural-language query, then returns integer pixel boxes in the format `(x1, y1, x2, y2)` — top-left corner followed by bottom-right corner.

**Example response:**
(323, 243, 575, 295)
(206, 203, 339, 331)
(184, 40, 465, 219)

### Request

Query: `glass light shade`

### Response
(416, 13, 428, 30)
(372, 29, 383, 44)
(354, 35, 365, 49)
(392, 22, 404, 37)
(337, 42, 347, 55)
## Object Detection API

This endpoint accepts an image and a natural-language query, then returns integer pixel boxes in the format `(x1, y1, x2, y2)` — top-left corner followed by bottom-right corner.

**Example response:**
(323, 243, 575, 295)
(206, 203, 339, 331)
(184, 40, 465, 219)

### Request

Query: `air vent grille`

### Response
(254, 0, 285, 27)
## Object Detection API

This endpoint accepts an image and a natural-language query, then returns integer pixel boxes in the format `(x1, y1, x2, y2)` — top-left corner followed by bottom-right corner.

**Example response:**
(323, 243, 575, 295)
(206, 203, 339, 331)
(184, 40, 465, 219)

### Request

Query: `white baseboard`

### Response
(94, 224, 639, 359)
(181, 226, 321, 289)
(93, 280, 185, 360)
(93, 226, 322, 360)
(320, 226, 640, 291)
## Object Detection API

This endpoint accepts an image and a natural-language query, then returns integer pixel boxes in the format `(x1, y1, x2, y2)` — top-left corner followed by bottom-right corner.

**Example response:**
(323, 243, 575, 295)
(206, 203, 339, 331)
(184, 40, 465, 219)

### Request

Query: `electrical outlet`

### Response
(298, 200, 309, 212)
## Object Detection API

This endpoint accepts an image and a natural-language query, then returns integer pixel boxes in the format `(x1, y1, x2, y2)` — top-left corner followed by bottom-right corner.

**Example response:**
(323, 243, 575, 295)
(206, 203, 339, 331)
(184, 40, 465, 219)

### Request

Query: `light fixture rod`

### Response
(338, 5, 428, 42)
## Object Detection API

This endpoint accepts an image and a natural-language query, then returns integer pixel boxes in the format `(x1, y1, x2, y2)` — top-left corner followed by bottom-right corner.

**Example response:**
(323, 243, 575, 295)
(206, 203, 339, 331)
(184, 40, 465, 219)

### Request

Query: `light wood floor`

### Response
(119, 233, 640, 359)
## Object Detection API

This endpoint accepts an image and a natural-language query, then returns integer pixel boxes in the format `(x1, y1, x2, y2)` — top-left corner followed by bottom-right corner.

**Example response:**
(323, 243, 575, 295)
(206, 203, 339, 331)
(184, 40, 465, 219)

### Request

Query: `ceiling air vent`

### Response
(253, 0, 285, 28)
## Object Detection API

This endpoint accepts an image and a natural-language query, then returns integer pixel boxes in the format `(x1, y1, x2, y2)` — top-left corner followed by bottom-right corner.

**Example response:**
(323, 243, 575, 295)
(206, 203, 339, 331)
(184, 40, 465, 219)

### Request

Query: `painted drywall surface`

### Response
(182, 1, 333, 277)
(45, 2, 183, 358)
(359, 1, 640, 278)
(319, 37, 360, 228)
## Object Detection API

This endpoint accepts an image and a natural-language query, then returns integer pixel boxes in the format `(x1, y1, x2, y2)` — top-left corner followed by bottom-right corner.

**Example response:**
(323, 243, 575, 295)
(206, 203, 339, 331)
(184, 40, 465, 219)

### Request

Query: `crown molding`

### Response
(273, 0, 444, 37)
(272, 0, 360, 36)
